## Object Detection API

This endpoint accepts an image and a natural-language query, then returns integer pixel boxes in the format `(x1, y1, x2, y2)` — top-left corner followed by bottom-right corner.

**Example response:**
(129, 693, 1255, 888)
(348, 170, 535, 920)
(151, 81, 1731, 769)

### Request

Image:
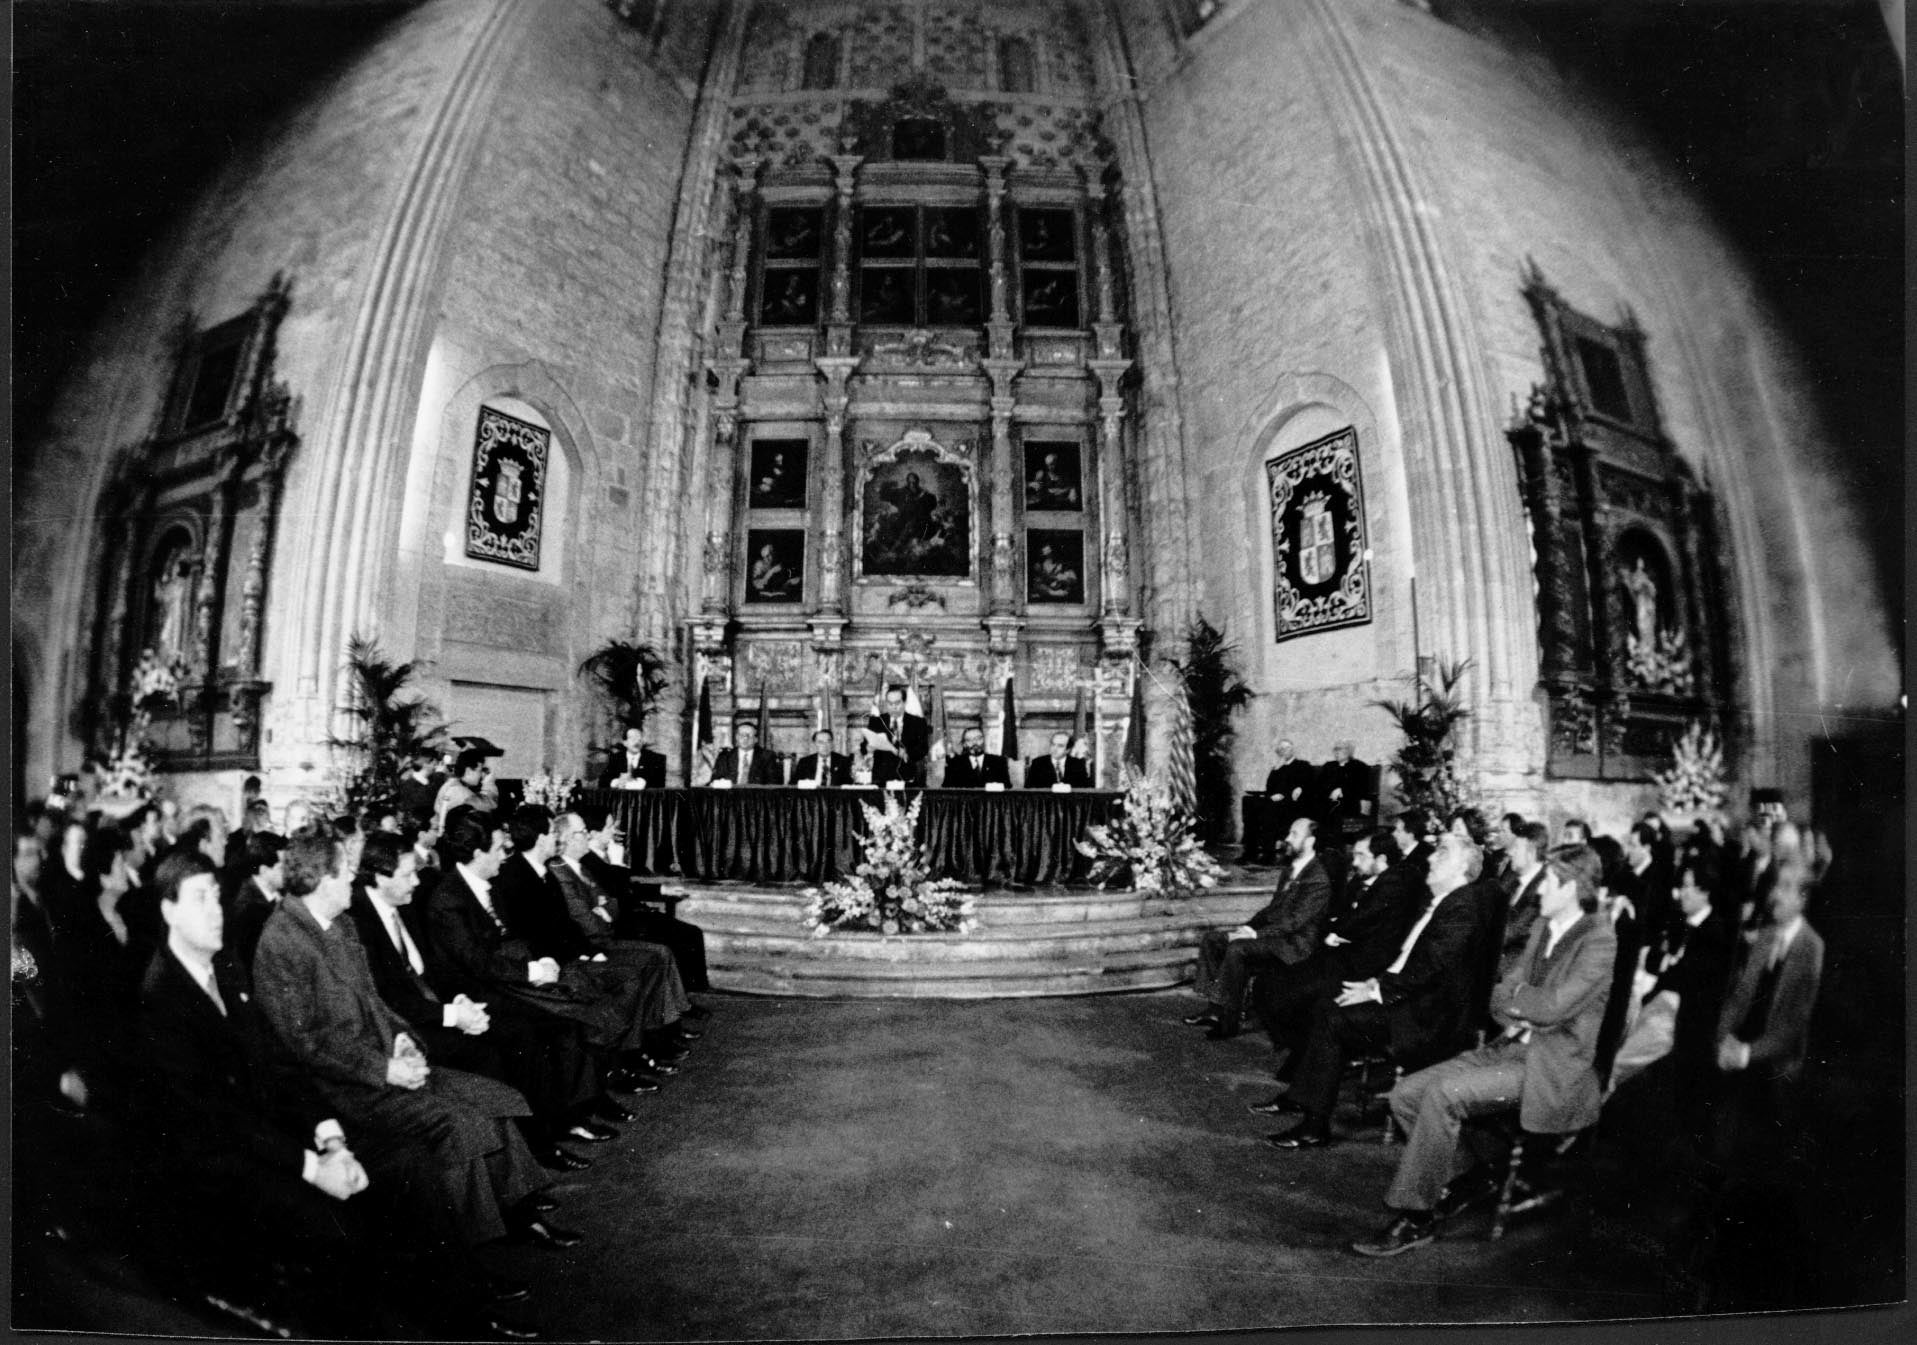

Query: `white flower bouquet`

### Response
(1076, 765, 1223, 898)
(802, 793, 977, 936)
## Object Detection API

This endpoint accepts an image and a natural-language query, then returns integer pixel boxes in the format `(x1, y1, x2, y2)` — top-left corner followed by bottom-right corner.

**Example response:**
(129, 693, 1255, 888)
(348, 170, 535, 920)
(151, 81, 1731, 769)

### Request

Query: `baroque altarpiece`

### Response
(689, 9, 1145, 777)
(1508, 265, 1736, 782)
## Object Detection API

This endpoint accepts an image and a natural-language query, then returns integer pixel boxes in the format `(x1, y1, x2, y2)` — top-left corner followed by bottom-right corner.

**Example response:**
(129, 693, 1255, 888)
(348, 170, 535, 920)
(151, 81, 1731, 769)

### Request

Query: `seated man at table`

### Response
(792, 730, 851, 788)
(709, 721, 783, 787)
(1026, 732, 1094, 789)
(943, 727, 1011, 789)
(599, 725, 666, 791)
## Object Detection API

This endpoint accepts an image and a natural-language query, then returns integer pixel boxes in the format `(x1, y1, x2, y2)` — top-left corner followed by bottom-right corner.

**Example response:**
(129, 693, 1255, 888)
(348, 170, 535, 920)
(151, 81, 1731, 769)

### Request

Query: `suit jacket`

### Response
(1613, 860, 1676, 948)
(345, 888, 450, 1040)
(1495, 867, 1548, 980)
(1327, 865, 1417, 981)
(1648, 908, 1736, 1070)
(710, 745, 784, 786)
(1378, 887, 1484, 1067)
(866, 711, 931, 766)
(549, 858, 619, 947)
(228, 878, 279, 983)
(495, 853, 596, 961)
(139, 943, 333, 1187)
(849, 751, 902, 787)
(792, 751, 852, 787)
(1262, 759, 1315, 815)
(1245, 855, 1332, 966)
(599, 747, 666, 790)
(1717, 921, 1824, 1081)
(1491, 911, 1618, 1133)
(943, 752, 1011, 789)
(1316, 757, 1372, 820)
(423, 866, 606, 1017)
(1025, 754, 1093, 789)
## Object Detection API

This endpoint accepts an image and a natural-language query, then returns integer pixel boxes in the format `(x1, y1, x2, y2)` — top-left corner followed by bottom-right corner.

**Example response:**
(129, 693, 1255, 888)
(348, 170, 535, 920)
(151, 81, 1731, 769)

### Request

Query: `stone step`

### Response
(703, 918, 1217, 962)
(710, 947, 1199, 1000)
(672, 884, 1268, 929)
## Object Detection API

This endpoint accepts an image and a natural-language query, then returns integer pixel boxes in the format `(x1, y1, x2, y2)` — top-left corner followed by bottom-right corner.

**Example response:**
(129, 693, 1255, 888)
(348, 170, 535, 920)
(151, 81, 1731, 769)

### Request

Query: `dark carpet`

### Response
(494, 990, 1674, 1339)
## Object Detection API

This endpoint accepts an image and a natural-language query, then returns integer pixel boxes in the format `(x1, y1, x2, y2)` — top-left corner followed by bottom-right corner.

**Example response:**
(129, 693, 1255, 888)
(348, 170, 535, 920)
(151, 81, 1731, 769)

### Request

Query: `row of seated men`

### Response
(1180, 805, 1826, 1257)
(12, 794, 713, 1340)
(601, 720, 1099, 791)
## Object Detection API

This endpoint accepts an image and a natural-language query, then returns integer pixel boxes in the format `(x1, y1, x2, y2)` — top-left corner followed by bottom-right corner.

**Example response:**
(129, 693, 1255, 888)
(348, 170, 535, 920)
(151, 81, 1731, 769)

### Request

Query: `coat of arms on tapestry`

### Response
(466, 405, 550, 571)
(1266, 426, 1373, 641)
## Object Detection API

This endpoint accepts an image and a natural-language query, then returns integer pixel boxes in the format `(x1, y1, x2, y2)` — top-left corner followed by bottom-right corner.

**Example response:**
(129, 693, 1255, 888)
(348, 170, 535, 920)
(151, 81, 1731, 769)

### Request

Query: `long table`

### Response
(584, 786, 1123, 887)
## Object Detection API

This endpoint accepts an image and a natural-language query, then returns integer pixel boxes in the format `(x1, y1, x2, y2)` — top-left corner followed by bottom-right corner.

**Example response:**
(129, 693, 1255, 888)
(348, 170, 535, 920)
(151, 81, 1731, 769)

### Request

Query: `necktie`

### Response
(816, 756, 827, 784)
(388, 907, 425, 977)
(201, 970, 228, 1017)
(738, 750, 750, 783)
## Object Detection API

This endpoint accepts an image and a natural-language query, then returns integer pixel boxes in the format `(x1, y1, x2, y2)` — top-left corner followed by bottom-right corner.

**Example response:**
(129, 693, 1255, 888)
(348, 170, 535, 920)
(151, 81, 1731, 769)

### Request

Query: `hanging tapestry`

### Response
(465, 405, 549, 571)
(1266, 426, 1372, 642)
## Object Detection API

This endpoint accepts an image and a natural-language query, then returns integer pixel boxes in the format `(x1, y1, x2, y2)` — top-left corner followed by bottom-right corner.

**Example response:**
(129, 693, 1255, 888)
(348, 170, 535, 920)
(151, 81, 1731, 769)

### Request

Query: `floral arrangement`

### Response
(1076, 765, 1224, 898)
(1654, 720, 1729, 819)
(802, 794, 977, 936)
(130, 646, 188, 708)
(524, 770, 580, 812)
(96, 648, 184, 801)
(1624, 626, 1697, 696)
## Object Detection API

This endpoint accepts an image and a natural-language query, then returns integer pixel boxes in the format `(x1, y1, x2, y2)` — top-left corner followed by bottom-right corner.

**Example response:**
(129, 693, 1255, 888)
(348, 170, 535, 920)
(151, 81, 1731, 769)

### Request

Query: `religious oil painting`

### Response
(859, 443, 972, 579)
(747, 439, 808, 510)
(1266, 426, 1372, 641)
(1023, 441, 1083, 512)
(465, 404, 549, 572)
(1026, 529, 1085, 605)
(743, 528, 805, 604)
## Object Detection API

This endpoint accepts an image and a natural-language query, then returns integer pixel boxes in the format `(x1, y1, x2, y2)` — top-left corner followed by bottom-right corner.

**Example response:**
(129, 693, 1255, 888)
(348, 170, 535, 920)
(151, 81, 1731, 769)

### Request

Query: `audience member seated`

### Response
(1594, 822, 1669, 1084)
(1607, 855, 1733, 1097)
(1316, 740, 1373, 844)
(709, 721, 783, 786)
(1261, 834, 1487, 1148)
(792, 730, 852, 788)
(943, 727, 1012, 789)
(1186, 817, 1330, 1041)
(226, 829, 288, 988)
(566, 806, 712, 1001)
(1390, 809, 1435, 889)
(1241, 738, 1314, 865)
(1025, 732, 1093, 789)
(1256, 829, 1415, 1098)
(1494, 822, 1551, 982)
(251, 828, 567, 1253)
(599, 726, 667, 790)
(1347, 844, 1615, 1256)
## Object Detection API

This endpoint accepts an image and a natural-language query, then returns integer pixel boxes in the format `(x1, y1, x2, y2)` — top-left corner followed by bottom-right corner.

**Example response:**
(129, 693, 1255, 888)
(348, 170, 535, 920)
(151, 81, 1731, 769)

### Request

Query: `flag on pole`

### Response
(816, 679, 836, 742)
(904, 667, 923, 719)
(870, 661, 886, 716)
(1122, 659, 1146, 775)
(755, 680, 771, 745)
(695, 674, 714, 749)
(1072, 682, 1089, 741)
(999, 671, 1020, 762)
(1166, 671, 1198, 818)
(929, 681, 949, 754)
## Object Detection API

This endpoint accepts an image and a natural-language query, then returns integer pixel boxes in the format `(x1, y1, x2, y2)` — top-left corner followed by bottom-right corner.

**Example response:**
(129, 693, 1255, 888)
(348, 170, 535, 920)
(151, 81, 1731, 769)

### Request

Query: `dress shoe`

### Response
(683, 1003, 712, 1021)
(1246, 1095, 1301, 1116)
(480, 1314, 542, 1340)
(1181, 1011, 1222, 1027)
(527, 1195, 559, 1215)
(671, 1025, 704, 1042)
(1204, 1024, 1241, 1041)
(1349, 1213, 1437, 1257)
(565, 1120, 618, 1144)
(591, 1100, 637, 1124)
(603, 1068, 660, 1094)
(533, 1145, 593, 1173)
(648, 1046, 691, 1067)
(1264, 1123, 1333, 1150)
(515, 1218, 584, 1251)
(639, 1055, 682, 1076)
(481, 1271, 530, 1304)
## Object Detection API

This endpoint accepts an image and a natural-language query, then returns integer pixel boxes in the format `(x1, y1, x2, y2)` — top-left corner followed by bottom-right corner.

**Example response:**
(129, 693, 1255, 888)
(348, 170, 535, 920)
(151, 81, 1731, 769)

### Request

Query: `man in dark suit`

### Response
(1493, 822, 1551, 982)
(1391, 809, 1435, 889)
(1349, 845, 1616, 1256)
(599, 726, 667, 790)
(1607, 856, 1734, 1098)
(709, 721, 783, 786)
(136, 851, 535, 1335)
(424, 814, 661, 1094)
(942, 727, 1011, 789)
(1186, 817, 1332, 1041)
(866, 685, 930, 785)
(347, 831, 614, 1168)
(1025, 732, 1094, 789)
(1242, 738, 1316, 865)
(566, 806, 712, 998)
(1265, 834, 1488, 1149)
(1255, 830, 1417, 1094)
(1595, 821, 1674, 1082)
(251, 830, 564, 1252)
(1317, 740, 1373, 844)
(225, 829, 288, 990)
(792, 729, 851, 788)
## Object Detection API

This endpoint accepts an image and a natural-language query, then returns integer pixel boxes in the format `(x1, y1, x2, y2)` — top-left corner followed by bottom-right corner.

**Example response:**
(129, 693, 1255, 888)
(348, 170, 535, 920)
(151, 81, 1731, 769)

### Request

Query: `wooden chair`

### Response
(1488, 1125, 1585, 1240)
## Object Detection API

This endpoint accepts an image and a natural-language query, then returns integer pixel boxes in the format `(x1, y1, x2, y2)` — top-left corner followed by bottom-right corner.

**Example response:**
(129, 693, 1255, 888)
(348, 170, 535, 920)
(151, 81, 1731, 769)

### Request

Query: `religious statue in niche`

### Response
(1615, 534, 1695, 696)
(1023, 443, 1082, 511)
(1026, 530, 1085, 605)
(744, 529, 805, 604)
(859, 443, 972, 579)
(1266, 426, 1373, 642)
(147, 532, 198, 667)
(748, 439, 808, 509)
(465, 405, 549, 571)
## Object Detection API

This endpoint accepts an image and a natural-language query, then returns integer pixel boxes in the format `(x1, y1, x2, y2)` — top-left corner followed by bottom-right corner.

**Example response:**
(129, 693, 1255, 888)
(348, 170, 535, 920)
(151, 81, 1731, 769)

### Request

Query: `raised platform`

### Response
(672, 876, 1272, 999)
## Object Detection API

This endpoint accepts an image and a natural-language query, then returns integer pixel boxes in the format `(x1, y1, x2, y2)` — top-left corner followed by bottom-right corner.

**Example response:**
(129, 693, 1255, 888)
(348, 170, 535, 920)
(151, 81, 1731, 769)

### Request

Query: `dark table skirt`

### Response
(584, 787, 1122, 887)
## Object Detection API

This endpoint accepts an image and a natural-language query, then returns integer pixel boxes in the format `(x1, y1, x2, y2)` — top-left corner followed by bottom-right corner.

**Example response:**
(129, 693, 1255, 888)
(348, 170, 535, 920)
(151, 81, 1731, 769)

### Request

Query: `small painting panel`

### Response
(859, 267, 914, 323)
(465, 405, 549, 572)
(924, 208, 980, 259)
(1266, 426, 1372, 641)
(1026, 530, 1085, 605)
(1017, 208, 1076, 261)
(860, 448, 972, 578)
(744, 529, 806, 604)
(858, 206, 916, 259)
(925, 269, 981, 326)
(1020, 271, 1079, 328)
(1023, 442, 1083, 511)
(764, 207, 823, 260)
(760, 269, 820, 326)
(748, 439, 808, 509)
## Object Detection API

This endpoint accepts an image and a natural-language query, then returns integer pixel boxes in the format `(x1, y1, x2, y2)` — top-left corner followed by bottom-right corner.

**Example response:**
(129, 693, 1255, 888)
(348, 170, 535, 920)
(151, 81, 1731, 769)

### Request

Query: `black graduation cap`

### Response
(452, 735, 505, 758)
